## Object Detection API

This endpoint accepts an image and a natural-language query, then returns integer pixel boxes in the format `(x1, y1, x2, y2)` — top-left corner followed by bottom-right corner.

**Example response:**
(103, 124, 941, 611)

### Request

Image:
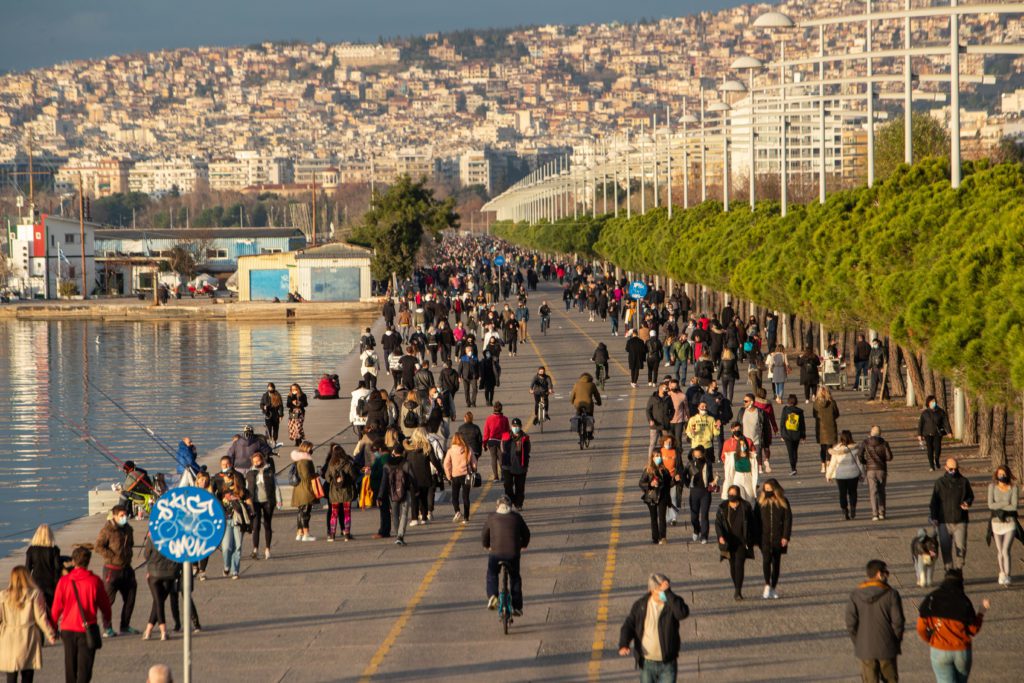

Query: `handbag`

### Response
(71, 581, 102, 650)
(311, 476, 326, 500)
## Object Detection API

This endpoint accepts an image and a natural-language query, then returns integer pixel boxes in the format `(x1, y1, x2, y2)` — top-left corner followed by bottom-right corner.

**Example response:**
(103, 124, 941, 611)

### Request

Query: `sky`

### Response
(1, 0, 745, 72)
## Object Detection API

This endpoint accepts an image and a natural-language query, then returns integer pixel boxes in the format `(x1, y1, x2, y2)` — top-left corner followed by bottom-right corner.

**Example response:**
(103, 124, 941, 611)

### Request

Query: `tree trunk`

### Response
(904, 347, 927, 408)
(1013, 403, 1024, 481)
(962, 393, 978, 446)
(922, 356, 936, 402)
(886, 340, 905, 397)
(992, 404, 1008, 468)
(977, 397, 994, 461)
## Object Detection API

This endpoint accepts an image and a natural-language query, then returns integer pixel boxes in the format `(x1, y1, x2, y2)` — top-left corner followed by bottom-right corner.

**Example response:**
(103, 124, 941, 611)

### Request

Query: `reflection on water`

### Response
(0, 318, 362, 556)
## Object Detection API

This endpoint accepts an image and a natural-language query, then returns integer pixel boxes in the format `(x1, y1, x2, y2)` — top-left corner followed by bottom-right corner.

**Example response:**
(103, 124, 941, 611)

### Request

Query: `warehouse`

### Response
(237, 243, 373, 302)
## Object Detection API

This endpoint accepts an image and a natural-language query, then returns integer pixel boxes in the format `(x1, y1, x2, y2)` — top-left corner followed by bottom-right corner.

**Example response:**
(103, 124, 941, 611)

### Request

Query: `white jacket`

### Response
(826, 444, 864, 481)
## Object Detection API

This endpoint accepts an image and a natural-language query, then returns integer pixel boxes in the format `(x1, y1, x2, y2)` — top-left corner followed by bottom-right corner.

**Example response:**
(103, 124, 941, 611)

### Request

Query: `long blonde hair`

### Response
(757, 479, 789, 509)
(30, 523, 55, 548)
(4, 566, 35, 609)
(405, 427, 431, 454)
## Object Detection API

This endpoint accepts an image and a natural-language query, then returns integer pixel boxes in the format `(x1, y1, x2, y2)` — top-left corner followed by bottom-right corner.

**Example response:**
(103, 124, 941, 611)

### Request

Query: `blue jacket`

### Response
(175, 440, 198, 475)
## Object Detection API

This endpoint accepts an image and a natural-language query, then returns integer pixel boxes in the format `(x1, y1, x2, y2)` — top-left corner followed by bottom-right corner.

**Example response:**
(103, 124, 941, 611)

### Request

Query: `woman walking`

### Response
(718, 349, 739, 403)
(1, 566, 57, 683)
(24, 524, 61, 613)
(797, 348, 821, 403)
(194, 471, 215, 581)
(287, 384, 309, 446)
(756, 479, 792, 599)
(141, 535, 176, 641)
(684, 445, 715, 544)
(987, 465, 1019, 586)
(324, 444, 358, 542)
(826, 430, 865, 520)
(639, 449, 673, 545)
(291, 441, 318, 542)
(779, 395, 806, 476)
(260, 382, 285, 443)
(813, 386, 840, 474)
(443, 433, 477, 523)
(918, 395, 953, 472)
(716, 485, 756, 601)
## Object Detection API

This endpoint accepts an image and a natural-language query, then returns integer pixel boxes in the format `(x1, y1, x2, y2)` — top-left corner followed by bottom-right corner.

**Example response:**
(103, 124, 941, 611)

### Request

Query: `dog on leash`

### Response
(911, 528, 939, 587)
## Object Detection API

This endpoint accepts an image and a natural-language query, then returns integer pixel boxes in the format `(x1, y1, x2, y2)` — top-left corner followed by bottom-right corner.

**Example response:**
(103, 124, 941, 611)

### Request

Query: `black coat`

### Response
(25, 545, 62, 601)
(439, 368, 460, 394)
(645, 393, 674, 430)
(639, 466, 672, 506)
(797, 354, 820, 385)
(757, 501, 793, 551)
(929, 472, 974, 524)
(618, 590, 690, 669)
(715, 499, 756, 557)
(626, 336, 647, 369)
(364, 392, 390, 428)
(457, 422, 483, 456)
(918, 408, 952, 438)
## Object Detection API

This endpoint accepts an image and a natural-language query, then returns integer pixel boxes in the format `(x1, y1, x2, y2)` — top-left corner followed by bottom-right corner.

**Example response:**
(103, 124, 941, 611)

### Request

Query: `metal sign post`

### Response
(149, 487, 226, 683)
(494, 255, 506, 301)
(629, 280, 648, 329)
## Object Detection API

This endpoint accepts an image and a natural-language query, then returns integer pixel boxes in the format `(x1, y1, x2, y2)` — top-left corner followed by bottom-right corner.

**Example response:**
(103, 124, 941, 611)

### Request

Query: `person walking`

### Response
(93, 504, 137, 637)
(369, 441, 392, 540)
(260, 382, 284, 443)
(918, 395, 953, 472)
(716, 485, 756, 600)
(826, 430, 865, 521)
(140, 535, 176, 641)
(245, 452, 278, 559)
(291, 441, 318, 543)
(685, 401, 720, 462)
(479, 351, 500, 407)
(845, 559, 904, 683)
(0, 566, 57, 683)
(987, 465, 1019, 586)
(721, 423, 757, 503)
(24, 524, 61, 613)
(813, 386, 841, 474)
(483, 402, 511, 483)
(766, 345, 789, 402)
(929, 457, 974, 571)
(213, 457, 250, 579)
(617, 573, 691, 683)
(779, 395, 806, 476)
(458, 348, 480, 408)
(917, 569, 988, 682)
(797, 348, 821, 403)
(324, 444, 358, 542)
(385, 447, 415, 546)
(640, 449, 674, 546)
(860, 426, 895, 521)
(444, 433, 477, 524)
(684, 445, 715, 544)
(286, 384, 308, 447)
(717, 349, 739, 403)
(867, 338, 886, 400)
(646, 382, 674, 454)
(405, 429, 442, 526)
(51, 547, 111, 683)
(852, 334, 871, 392)
(626, 329, 647, 388)
(756, 479, 792, 599)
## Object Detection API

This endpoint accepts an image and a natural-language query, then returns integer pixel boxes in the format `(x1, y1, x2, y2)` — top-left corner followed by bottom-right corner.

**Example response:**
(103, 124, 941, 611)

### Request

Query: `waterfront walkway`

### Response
(19, 281, 1024, 682)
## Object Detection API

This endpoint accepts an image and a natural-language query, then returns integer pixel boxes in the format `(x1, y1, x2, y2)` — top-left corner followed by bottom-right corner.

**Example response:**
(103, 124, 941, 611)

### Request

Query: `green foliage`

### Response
(875, 113, 950, 181)
(498, 159, 1024, 405)
(92, 192, 151, 226)
(352, 175, 458, 280)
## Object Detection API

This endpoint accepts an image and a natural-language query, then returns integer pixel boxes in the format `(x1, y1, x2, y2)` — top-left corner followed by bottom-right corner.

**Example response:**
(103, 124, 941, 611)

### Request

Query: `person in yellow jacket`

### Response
(685, 400, 721, 460)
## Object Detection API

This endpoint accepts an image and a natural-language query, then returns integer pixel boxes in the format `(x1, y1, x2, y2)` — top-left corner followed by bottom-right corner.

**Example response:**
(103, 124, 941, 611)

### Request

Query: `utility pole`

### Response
(311, 171, 318, 247)
(78, 173, 88, 299)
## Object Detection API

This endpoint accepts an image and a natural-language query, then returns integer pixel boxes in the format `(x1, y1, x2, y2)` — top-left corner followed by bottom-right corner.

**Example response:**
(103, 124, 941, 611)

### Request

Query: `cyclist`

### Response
(592, 341, 610, 387)
(538, 301, 551, 334)
(482, 495, 531, 617)
(529, 366, 553, 425)
(570, 372, 602, 419)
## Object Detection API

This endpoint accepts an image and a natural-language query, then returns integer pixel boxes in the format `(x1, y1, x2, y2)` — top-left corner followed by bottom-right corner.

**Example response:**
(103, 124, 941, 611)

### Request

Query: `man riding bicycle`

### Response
(529, 366, 553, 425)
(570, 372, 602, 442)
(592, 342, 610, 386)
(483, 495, 531, 616)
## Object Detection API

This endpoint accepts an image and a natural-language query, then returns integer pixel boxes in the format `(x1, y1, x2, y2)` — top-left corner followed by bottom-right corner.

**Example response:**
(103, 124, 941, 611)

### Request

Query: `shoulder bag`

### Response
(70, 581, 102, 650)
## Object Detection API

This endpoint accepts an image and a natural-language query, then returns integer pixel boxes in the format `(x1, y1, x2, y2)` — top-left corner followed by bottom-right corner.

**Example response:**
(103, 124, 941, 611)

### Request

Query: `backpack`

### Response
(288, 462, 300, 486)
(389, 465, 409, 501)
(743, 340, 754, 353)
(356, 396, 369, 418)
(403, 408, 419, 429)
(784, 411, 800, 432)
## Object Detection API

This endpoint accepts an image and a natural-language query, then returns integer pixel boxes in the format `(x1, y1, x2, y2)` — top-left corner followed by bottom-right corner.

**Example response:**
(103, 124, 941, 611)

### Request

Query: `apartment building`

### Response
(128, 158, 209, 195)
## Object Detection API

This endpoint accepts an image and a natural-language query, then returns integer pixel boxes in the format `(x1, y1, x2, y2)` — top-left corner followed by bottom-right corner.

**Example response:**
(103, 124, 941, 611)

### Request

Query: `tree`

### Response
(875, 113, 950, 180)
(92, 192, 150, 226)
(353, 175, 458, 281)
(167, 244, 198, 280)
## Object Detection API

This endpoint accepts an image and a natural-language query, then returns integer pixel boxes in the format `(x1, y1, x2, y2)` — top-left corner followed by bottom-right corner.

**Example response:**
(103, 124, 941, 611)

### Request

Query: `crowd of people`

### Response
(0, 233, 1012, 683)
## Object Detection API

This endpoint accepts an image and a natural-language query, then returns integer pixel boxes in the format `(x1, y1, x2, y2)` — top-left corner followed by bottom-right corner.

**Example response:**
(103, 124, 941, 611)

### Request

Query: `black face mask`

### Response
(763, 490, 774, 498)
(998, 475, 1011, 484)
(946, 469, 957, 476)
(727, 494, 739, 503)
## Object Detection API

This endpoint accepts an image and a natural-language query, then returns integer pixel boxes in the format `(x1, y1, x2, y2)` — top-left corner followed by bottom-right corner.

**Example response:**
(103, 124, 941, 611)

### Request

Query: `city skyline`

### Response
(2, 0, 744, 72)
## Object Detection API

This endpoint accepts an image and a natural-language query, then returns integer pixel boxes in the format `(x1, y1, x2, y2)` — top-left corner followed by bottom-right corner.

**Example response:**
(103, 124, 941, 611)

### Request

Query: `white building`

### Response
(128, 158, 209, 196)
(208, 151, 292, 191)
(6, 214, 98, 298)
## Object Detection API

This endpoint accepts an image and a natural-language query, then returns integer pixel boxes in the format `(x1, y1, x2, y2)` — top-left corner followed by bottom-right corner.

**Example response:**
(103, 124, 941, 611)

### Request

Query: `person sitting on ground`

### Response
(315, 373, 339, 399)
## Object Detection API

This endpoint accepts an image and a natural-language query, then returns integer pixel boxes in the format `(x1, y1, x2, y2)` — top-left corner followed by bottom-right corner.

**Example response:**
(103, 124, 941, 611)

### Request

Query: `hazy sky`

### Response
(2, 0, 744, 72)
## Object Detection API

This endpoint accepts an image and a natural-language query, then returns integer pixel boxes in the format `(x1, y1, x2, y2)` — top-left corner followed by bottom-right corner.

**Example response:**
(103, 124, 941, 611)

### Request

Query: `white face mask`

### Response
(698, 409, 707, 416)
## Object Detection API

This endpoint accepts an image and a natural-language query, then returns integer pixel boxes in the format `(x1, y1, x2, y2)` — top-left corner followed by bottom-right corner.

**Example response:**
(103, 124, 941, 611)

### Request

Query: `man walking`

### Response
(52, 547, 112, 683)
(845, 559, 904, 683)
(94, 504, 138, 636)
(867, 338, 886, 400)
(859, 426, 894, 521)
(929, 457, 974, 571)
(618, 573, 691, 682)
(646, 381, 674, 454)
(853, 334, 871, 392)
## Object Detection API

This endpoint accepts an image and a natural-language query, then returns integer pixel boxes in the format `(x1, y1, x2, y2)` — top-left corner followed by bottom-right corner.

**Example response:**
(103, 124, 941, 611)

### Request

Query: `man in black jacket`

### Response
(929, 458, 974, 571)
(853, 334, 871, 391)
(845, 559, 904, 683)
(626, 330, 647, 388)
(457, 412, 483, 458)
(618, 573, 690, 681)
(482, 495, 531, 615)
(439, 360, 460, 418)
(646, 382, 674, 453)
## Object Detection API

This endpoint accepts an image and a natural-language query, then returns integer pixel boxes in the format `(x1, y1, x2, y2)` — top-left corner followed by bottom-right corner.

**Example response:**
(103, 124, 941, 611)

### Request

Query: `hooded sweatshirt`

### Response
(845, 579, 905, 660)
(52, 567, 112, 632)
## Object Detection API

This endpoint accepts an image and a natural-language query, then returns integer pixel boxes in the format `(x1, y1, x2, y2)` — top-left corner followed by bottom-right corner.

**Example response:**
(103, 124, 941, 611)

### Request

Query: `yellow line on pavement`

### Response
(359, 479, 494, 682)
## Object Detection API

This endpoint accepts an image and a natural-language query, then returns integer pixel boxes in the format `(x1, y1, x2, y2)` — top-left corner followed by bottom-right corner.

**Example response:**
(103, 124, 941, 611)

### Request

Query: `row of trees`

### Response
(494, 157, 1024, 472)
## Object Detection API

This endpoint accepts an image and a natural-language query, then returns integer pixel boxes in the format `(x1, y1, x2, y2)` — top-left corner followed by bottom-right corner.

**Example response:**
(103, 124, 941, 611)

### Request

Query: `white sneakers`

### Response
(998, 573, 1012, 586)
(300, 535, 316, 542)
(453, 512, 463, 523)
(409, 520, 419, 527)
(764, 461, 772, 474)
(762, 585, 780, 599)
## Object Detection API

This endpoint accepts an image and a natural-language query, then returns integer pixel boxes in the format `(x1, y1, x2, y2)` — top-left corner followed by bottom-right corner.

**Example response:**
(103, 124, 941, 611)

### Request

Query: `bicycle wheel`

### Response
(539, 401, 545, 433)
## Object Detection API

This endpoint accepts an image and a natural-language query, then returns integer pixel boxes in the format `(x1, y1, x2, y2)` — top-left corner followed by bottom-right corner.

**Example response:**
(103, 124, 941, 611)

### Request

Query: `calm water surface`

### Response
(0, 318, 363, 556)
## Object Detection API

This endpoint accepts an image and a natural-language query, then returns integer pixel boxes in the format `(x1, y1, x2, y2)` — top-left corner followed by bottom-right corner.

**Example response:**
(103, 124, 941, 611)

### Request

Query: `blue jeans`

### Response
(772, 381, 785, 399)
(641, 659, 677, 683)
(221, 520, 242, 575)
(674, 360, 688, 383)
(611, 316, 619, 335)
(930, 648, 971, 683)
(564, 299, 571, 311)
(486, 555, 523, 610)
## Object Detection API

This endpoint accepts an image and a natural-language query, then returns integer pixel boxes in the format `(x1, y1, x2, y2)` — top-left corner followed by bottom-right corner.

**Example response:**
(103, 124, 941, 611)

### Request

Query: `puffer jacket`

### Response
(859, 436, 894, 472)
(570, 376, 602, 413)
(826, 444, 864, 481)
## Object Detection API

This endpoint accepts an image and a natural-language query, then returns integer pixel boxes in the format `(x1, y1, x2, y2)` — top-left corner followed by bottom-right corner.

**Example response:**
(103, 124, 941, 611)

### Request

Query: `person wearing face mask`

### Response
(867, 338, 886, 400)
(721, 423, 757, 502)
(286, 383, 308, 447)
(246, 451, 280, 559)
(929, 457, 974, 571)
(479, 350, 500, 407)
(617, 573, 690, 682)
(260, 382, 285, 442)
(845, 559, 904, 683)
(646, 382, 675, 454)
(987, 465, 1019, 586)
(715, 485, 756, 601)
(756, 479, 792, 599)
(685, 401, 720, 463)
(94, 504, 138, 637)
(501, 418, 531, 510)
(684, 445, 715, 544)
(640, 449, 673, 545)
(659, 435, 683, 521)
(918, 395, 953, 471)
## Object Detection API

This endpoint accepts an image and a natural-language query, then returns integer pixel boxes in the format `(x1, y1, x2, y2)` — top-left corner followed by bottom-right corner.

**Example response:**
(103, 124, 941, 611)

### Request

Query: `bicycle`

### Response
(497, 561, 514, 635)
(595, 363, 607, 390)
(540, 315, 550, 335)
(575, 410, 593, 450)
(535, 394, 547, 433)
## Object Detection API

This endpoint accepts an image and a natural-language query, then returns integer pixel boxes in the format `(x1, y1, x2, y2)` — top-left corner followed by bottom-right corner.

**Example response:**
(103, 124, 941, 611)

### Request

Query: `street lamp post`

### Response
(753, 11, 795, 217)
(731, 56, 763, 209)
(679, 111, 697, 210)
(950, 0, 962, 188)
(708, 100, 733, 211)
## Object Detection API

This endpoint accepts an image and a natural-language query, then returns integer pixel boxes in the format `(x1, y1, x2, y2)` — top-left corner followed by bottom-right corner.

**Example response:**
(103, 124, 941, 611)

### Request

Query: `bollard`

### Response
(906, 368, 916, 407)
(953, 387, 965, 440)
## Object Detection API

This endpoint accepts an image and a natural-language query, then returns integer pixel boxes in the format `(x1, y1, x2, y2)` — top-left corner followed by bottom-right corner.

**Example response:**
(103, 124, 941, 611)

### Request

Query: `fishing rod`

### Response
(53, 411, 129, 471)
(83, 376, 176, 456)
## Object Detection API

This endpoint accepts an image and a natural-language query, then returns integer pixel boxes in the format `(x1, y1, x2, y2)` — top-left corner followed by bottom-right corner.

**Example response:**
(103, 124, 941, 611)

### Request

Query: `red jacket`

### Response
(52, 567, 112, 632)
(483, 413, 511, 443)
(318, 377, 337, 398)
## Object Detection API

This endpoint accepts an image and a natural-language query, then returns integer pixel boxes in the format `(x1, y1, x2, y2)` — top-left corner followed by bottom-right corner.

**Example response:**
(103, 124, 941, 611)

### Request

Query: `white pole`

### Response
(749, 69, 756, 210)
(626, 132, 632, 219)
(640, 121, 647, 214)
(666, 104, 673, 218)
(700, 88, 707, 203)
(904, 0, 913, 165)
(682, 107, 690, 209)
(867, 0, 875, 187)
(819, 25, 826, 205)
(183, 561, 192, 683)
(780, 40, 788, 218)
(950, 0, 961, 188)
(653, 113, 660, 208)
(723, 115, 730, 212)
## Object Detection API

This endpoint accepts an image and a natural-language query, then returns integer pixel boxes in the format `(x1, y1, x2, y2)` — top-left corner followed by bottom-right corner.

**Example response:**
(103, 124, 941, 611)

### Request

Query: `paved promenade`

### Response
(20, 281, 1024, 682)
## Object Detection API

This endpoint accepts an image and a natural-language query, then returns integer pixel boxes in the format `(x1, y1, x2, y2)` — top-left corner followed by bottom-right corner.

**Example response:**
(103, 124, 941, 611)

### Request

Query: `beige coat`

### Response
(0, 589, 55, 672)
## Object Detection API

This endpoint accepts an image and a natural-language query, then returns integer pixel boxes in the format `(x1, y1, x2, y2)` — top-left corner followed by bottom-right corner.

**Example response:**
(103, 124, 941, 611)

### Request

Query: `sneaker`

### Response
(372, 533, 387, 539)
(231, 574, 239, 581)
(427, 512, 433, 522)
(198, 571, 206, 582)
(223, 569, 230, 577)
(409, 519, 419, 527)
(790, 470, 797, 477)
(512, 609, 523, 617)
(461, 519, 468, 525)
(295, 533, 303, 541)
(763, 585, 771, 599)
(758, 465, 764, 474)
(692, 533, 699, 542)
(764, 462, 772, 473)
(658, 538, 667, 545)
(1006, 575, 1013, 586)
(487, 595, 499, 610)
(879, 514, 886, 520)
(734, 594, 744, 601)
(872, 516, 879, 521)
(999, 572, 1006, 585)
(700, 538, 708, 545)
(453, 512, 463, 523)
(327, 536, 335, 542)
(264, 548, 271, 559)
(770, 589, 780, 599)
(103, 627, 117, 638)
(631, 383, 637, 388)
(396, 538, 406, 546)
(301, 535, 317, 542)
(121, 627, 140, 635)
(343, 533, 352, 542)
(251, 549, 258, 559)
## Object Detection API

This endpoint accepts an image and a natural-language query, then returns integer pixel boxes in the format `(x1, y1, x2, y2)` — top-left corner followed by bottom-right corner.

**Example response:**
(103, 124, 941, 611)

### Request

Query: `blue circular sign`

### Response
(148, 486, 226, 563)
(629, 281, 648, 300)
(494, 255, 506, 267)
